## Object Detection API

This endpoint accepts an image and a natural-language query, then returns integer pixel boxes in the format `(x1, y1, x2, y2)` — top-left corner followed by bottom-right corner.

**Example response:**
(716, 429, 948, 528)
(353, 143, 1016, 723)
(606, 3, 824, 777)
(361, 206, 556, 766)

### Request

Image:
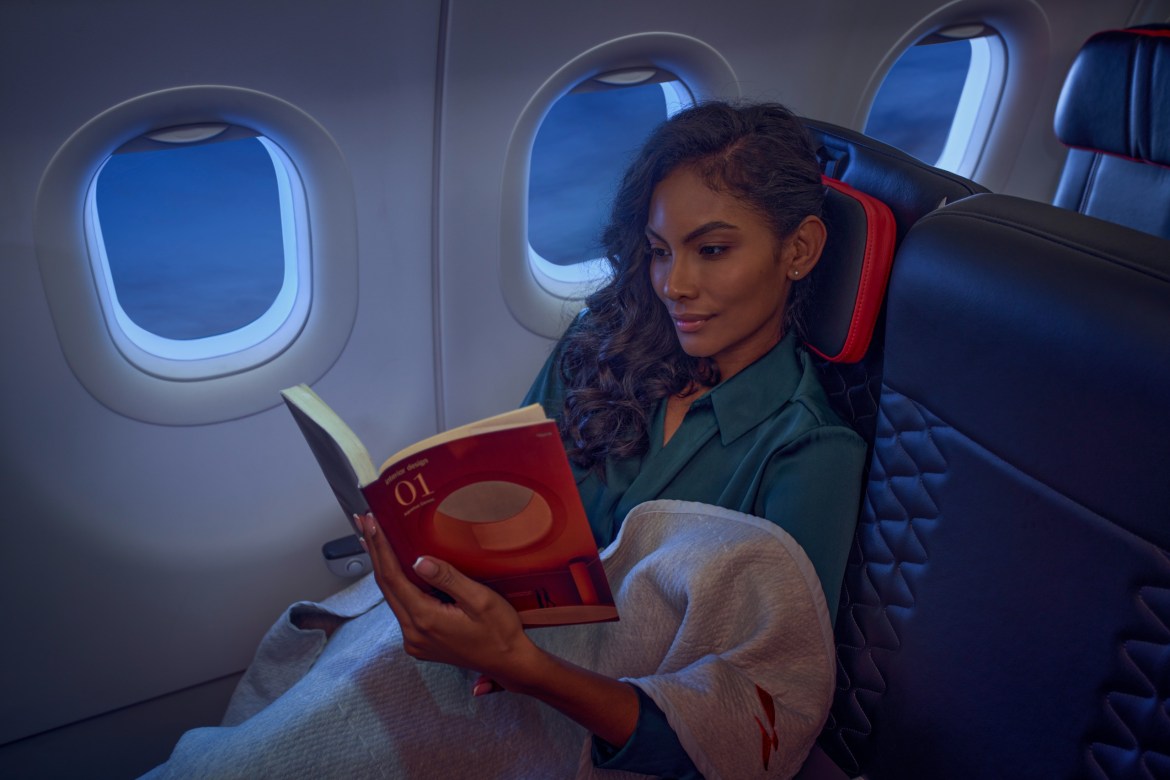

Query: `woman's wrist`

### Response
(490, 644, 640, 747)
(490, 638, 558, 697)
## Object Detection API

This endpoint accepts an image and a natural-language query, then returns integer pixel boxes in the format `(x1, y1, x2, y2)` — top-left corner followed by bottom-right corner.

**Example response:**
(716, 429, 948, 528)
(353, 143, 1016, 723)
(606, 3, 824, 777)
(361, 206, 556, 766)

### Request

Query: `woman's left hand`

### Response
(357, 512, 537, 688)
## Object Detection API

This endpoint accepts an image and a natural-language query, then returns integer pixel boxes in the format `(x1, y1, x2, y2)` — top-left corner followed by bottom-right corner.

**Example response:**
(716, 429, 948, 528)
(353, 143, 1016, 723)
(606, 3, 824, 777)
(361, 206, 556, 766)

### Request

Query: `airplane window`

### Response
(528, 72, 691, 285)
(35, 85, 357, 424)
(88, 124, 307, 362)
(501, 35, 736, 338)
(865, 27, 1004, 173)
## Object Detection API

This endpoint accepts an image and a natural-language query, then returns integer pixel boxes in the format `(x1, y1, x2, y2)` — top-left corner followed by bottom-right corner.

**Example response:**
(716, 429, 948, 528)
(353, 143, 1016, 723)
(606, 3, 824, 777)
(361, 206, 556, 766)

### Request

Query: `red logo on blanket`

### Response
(753, 684, 780, 770)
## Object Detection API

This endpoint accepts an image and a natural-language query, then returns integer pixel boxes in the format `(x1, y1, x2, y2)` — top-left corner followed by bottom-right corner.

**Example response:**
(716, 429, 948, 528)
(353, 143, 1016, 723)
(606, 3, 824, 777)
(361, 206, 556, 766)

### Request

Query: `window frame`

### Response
(499, 32, 739, 339)
(851, 0, 1060, 192)
(34, 85, 357, 424)
(863, 28, 1006, 176)
(934, 33, 1006, 174)
(86, 132, 312, 375)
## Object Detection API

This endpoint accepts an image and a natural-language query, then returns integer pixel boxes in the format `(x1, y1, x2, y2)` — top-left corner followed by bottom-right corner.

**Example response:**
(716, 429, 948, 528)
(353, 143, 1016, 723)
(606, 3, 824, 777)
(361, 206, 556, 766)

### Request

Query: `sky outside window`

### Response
(94, 135, 286, 341)
(865, 39, 973, 164)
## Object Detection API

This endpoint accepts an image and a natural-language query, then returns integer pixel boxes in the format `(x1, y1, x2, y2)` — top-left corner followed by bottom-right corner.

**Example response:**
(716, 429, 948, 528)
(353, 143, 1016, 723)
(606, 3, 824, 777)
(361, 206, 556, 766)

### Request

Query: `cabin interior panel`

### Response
(0, 0, 442, 773)
(1, 0, 1167, 777)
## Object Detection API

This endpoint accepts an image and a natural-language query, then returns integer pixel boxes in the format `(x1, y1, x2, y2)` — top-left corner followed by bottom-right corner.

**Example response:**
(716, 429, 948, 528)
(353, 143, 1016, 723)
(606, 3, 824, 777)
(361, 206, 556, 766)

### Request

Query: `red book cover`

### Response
(361, 421, 617, 627)
(280, 384, 617, 628)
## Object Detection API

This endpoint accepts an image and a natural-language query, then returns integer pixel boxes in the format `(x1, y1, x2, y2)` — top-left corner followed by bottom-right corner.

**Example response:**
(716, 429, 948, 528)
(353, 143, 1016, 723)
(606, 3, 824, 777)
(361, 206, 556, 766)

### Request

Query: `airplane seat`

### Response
(814, 194, 1170, 778)
(1053, 25, 1170, 239)
(801, 117, 988, 447)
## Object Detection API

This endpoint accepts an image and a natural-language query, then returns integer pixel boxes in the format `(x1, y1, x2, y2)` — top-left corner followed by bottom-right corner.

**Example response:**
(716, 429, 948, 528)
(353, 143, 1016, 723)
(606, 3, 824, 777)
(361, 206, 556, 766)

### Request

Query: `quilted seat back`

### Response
(819, 194, 1170, 778)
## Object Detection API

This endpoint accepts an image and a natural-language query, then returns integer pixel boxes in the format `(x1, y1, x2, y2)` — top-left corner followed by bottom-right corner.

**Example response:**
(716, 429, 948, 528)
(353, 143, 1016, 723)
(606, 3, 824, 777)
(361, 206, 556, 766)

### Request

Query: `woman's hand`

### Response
(357, 511, 639, 747)
(357, 512, 537, 686)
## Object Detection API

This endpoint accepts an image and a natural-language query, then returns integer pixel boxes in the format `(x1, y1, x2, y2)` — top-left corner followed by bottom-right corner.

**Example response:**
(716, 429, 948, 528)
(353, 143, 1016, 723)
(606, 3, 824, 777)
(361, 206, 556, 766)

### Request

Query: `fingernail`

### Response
(413, 557, 438, 578)
(472, 681, 491, 697)
(365, 514, 377, 536)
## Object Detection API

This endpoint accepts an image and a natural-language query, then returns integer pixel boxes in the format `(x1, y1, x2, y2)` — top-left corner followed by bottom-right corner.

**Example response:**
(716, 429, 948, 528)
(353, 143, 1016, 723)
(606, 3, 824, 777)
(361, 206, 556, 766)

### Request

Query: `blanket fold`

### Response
(142, 500, 835, 780)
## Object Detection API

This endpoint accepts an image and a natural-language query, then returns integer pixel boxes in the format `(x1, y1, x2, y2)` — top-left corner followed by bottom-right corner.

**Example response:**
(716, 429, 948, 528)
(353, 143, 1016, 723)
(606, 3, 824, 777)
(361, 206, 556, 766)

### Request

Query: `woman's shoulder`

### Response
(785, 347, 867, 445)
(753, 352, 868, 487)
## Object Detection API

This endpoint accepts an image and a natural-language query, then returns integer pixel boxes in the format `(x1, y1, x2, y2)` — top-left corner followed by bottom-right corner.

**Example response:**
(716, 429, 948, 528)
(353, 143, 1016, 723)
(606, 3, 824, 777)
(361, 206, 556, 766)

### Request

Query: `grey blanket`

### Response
(142, 500, 835, 779)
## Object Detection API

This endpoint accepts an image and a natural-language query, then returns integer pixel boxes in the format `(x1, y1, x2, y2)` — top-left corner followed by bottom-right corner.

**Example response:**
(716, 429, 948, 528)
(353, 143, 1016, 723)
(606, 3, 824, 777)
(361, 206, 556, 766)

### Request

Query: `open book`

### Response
(280, 384, 617, 627)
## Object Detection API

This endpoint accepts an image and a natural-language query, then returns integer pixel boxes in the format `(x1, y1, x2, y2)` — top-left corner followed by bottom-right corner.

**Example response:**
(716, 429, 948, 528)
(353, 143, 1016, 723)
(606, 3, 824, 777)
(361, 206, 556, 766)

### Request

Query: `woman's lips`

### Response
(672, 314, 712, 333)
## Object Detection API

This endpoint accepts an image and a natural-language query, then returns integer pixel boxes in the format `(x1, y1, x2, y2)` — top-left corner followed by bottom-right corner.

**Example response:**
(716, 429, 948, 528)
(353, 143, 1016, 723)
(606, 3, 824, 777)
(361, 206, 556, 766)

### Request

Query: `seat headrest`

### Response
(803, 118, 988, 243)
(804, 176, 896, 364)
(1054, 25, 1170, 166)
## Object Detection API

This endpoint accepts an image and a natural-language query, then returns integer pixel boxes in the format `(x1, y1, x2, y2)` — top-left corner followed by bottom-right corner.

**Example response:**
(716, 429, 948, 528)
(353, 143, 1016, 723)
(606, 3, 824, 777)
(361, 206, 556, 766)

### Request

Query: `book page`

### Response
(378, 403, 549, 472)
(282, 384, 379, 487)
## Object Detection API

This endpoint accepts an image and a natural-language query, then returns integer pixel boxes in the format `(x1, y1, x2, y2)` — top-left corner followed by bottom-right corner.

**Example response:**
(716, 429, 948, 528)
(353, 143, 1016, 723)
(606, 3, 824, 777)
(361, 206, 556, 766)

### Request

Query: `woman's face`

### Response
(646, 166, 802, 381)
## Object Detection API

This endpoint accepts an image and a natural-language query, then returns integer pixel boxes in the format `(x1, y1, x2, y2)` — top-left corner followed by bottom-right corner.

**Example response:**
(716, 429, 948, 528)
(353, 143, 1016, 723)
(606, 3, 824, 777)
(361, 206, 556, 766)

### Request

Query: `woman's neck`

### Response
(663, 383, 708, 446)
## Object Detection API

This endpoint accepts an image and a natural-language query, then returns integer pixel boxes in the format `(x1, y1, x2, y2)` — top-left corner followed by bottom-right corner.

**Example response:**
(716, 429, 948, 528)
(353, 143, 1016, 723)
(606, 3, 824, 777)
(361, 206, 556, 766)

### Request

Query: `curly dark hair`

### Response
(557, 100, 825, 474)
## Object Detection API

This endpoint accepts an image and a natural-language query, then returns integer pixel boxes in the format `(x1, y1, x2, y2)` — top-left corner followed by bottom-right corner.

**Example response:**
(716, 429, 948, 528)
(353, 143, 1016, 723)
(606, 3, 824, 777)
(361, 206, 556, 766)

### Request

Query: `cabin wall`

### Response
(0, 0, 444, 771)
(1, 0, 1165, 777)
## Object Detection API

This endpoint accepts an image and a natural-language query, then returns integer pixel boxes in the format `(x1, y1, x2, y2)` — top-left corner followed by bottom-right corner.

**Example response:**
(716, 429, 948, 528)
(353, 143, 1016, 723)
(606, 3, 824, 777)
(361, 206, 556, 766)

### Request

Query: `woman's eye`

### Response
(699, 245, 727, 256)
(649, 246, 669, 259)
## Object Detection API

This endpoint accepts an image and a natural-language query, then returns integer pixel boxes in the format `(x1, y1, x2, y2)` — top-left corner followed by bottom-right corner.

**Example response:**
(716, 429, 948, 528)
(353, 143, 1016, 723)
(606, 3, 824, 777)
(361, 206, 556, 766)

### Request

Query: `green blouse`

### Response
(523, 329, 866, 613)
(522, 328, 866, 779)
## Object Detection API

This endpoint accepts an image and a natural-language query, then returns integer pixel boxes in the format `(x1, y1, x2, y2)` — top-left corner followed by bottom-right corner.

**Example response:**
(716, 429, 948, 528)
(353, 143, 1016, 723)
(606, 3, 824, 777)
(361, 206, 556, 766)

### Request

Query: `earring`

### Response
(790, 269, 800, 278)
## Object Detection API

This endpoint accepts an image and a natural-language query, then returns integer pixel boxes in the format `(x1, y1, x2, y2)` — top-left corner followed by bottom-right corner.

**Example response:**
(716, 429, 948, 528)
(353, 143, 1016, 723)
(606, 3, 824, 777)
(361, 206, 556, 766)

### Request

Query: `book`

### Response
(280, 384, 618, 627)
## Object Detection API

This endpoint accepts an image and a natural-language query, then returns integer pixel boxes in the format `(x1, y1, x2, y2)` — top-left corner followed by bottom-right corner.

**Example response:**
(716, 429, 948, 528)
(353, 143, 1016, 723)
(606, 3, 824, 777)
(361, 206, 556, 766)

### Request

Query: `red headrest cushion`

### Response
(804, 176, 897, 363)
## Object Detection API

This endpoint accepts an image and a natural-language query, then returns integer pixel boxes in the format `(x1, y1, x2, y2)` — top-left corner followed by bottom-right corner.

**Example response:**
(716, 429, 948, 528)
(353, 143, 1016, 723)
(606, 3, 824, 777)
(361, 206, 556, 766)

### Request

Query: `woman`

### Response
(360, 101, 867, 777)
(143, 101, 865, 780)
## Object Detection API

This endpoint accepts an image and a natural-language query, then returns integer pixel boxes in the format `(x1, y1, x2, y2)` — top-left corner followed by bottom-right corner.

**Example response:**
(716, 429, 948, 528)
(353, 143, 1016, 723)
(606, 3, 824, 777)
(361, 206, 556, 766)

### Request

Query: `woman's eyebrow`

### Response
(684, 221, 738, 243)
(644, 221, 740, 243)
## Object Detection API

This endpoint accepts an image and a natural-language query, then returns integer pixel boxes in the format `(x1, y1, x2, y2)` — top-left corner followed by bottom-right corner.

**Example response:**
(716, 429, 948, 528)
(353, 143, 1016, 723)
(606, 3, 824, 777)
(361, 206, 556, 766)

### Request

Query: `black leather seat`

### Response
(819, 195, 1170, 778)
(805, 119, 989, 244)
(1054, 25, 1170, 239)
(800, 118, 987, 446)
